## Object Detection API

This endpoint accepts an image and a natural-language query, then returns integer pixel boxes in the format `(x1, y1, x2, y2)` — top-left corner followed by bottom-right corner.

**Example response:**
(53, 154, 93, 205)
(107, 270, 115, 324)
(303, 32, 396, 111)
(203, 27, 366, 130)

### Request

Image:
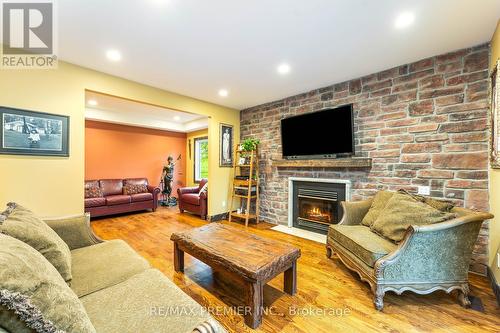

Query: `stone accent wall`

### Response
(240, 44, 490, 274)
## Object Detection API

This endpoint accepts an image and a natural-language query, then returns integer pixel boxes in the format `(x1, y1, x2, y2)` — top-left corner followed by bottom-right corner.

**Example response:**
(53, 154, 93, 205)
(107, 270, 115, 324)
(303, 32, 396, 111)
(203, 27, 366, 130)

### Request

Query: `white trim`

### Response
(287, 177, 351, 228)
(271, 225, 326, 244)
(194, 137, 209, 182)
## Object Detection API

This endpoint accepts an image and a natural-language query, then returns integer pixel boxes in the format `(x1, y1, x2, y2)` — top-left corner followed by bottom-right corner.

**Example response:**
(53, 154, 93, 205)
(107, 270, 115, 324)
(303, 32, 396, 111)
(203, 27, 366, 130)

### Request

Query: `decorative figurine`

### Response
(161, 154, 181, 206)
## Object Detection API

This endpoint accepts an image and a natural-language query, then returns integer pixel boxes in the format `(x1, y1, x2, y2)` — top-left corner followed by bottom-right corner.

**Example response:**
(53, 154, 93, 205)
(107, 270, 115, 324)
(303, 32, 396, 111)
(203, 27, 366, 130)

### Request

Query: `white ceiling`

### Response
(85, 91, 208, 133)
(60, 0, 500, 110)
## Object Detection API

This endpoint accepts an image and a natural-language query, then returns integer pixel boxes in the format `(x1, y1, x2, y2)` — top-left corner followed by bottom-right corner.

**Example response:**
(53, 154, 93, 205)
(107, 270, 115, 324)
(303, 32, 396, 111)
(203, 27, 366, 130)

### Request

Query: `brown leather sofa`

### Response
(177, 179, 208, 219)
(85, 178, 160, 218)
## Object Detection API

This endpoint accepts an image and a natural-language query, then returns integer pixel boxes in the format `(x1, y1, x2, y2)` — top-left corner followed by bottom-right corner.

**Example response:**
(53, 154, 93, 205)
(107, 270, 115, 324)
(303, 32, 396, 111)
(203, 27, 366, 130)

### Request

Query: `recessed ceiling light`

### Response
(106, 49, 122, 61)
(150, 0, 170, 6)
(173, 116, 181, 121)
(277, 63, 291, 75)
(218, 89, 229, 97)
(394, 12, 415, 29)
(87, 99, 98, 106)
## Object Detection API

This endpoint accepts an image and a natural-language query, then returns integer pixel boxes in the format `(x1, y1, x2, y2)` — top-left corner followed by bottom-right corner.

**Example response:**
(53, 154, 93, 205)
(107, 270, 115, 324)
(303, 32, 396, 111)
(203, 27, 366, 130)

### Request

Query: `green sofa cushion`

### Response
(424, 197, 454, 212)
(81, 269, 225, 333)
(328, 225, 396, 267)
(0, 203, 72, 282)
(361, 191, 394, 227)
(371, 192, 456, 243)
(70, 240, 151, 297)
(397, 189, 455, 212)
(0, 234, 95, 333)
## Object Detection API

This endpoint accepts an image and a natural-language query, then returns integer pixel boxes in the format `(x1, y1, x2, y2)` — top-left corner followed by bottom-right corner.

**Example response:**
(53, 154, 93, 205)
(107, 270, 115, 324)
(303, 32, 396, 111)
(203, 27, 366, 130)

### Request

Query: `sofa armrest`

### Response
(43, 213, 103, 250)
(178, 186, 199, 195)
(147, 185, 161, 195)
(147, 185, 161, 210)
(374, 211, 493, 282)
(338, 199, 372, 225)
(199, 191, 207, 199)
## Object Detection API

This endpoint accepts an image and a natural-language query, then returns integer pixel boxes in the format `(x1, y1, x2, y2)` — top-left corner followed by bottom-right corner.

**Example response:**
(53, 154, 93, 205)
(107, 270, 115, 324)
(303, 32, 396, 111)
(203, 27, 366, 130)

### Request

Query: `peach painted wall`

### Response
(85, 120, 186, 194)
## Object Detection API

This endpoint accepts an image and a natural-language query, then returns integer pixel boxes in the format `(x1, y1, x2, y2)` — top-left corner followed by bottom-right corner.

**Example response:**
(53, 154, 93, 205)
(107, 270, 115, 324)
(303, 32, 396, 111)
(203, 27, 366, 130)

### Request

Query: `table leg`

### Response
(284, 261, 297, 295)
(244, 281, 263, 329)
(173, 242, 184, 272)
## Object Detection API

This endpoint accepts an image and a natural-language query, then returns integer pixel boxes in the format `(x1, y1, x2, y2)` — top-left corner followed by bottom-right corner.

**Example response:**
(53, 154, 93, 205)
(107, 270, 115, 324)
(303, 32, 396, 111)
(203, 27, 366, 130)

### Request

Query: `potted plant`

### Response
(239, 138, 260, 164)
(241, 138, 260, 152)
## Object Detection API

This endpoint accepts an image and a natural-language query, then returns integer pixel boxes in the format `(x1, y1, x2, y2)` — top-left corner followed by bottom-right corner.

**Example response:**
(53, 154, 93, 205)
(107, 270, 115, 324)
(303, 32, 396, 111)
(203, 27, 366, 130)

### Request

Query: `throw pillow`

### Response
(0, 203, 72, 282)
(123, 184, 148, 195)
(85, 186, 103, 199)
(361, 191, 394, 227)
(370, 192, 457, 243)
(423, 197, 454, 212)
(397, 189, 454, 212)
(0, 234, 96, 333)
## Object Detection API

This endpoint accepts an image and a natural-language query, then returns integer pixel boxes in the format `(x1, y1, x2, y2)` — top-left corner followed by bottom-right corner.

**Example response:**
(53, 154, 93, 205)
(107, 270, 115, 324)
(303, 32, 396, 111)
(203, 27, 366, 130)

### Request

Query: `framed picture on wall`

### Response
(219, 123, 233, 167)
(0, 106, 69, 157)
(491, 60, 500, 168)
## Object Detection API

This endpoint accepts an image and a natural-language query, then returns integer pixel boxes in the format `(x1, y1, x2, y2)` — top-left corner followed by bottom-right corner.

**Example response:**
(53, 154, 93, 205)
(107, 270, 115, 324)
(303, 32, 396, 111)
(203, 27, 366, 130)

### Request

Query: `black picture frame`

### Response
(0, 106, 69, 157)
(219, 123, 233, 167)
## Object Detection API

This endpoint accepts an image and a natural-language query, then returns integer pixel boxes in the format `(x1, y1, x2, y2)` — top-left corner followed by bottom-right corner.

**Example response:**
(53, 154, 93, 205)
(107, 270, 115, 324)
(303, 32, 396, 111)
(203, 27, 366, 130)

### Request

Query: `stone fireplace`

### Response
(241, 44, 491, 274)
(289, 178, 350, 234)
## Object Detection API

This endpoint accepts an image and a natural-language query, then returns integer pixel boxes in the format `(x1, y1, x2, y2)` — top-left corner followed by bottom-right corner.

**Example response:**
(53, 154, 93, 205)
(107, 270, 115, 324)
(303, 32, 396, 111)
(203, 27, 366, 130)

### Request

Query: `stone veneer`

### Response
(240, 44, 491, 274)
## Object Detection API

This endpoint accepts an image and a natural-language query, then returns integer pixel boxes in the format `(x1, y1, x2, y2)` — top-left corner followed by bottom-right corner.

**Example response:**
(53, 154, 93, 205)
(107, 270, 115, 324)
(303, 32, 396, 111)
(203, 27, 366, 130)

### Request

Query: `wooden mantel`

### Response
(271, 157, 372, 168)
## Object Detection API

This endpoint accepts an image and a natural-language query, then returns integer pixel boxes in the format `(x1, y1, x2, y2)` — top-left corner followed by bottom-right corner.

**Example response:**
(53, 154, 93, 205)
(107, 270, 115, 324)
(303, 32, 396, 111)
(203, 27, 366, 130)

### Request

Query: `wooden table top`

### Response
(171, 223, 301, 282)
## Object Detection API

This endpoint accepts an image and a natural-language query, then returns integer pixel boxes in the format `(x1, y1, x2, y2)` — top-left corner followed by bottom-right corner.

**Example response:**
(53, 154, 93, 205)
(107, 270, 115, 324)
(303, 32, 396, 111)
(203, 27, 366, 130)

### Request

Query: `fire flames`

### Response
(306, 206, 332, 223)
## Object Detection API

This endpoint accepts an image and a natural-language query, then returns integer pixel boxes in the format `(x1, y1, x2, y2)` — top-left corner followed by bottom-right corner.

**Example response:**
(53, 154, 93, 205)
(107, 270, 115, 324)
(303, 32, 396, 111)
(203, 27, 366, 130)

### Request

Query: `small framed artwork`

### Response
(490, 60, 500, 168)
(219, 123, 233, 167)
(0, 106, 69, 157)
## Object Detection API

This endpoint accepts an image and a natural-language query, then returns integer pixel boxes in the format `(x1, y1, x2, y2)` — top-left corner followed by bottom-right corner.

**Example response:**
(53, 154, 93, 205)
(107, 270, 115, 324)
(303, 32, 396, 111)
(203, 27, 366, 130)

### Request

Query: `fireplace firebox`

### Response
(291, 180, 347, 234)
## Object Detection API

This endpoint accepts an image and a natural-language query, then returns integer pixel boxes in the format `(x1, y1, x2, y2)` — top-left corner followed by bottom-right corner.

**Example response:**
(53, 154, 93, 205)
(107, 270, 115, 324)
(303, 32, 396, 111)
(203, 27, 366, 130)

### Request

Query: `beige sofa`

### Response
(2, 213, 226, 333)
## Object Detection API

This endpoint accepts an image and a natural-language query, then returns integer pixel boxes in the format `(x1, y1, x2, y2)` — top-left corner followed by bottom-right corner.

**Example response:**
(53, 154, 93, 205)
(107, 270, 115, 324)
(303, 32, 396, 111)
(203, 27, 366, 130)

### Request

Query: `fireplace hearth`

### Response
(289, 178, 349, 234)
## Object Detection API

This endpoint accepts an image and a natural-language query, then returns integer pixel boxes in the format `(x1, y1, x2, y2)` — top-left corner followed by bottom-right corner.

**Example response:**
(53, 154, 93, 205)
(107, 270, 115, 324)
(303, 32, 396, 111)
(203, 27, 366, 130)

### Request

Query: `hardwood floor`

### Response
(91, 207, 500, 333)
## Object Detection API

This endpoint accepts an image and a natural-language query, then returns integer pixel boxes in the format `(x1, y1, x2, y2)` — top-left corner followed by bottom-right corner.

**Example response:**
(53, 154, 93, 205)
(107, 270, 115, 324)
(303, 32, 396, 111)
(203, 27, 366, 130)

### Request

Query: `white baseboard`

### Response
(271, 225, 326, 244)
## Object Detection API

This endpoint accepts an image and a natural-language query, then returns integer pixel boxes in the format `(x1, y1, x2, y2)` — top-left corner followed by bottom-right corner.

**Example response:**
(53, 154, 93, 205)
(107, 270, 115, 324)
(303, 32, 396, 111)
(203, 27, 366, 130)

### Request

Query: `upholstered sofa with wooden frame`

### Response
(326, 198, 493, 310)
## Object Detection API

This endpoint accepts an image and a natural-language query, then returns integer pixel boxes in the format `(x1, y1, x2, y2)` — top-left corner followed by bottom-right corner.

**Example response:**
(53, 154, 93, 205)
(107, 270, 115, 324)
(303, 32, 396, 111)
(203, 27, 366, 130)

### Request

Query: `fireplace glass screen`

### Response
(293, 183, 345, 234)
(298, 196, 336, 225)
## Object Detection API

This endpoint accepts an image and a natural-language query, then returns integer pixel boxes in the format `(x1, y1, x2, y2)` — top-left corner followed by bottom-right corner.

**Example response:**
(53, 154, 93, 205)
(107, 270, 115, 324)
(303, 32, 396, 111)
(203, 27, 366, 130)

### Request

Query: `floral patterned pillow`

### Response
(123, 184, 148, 195)
(85, 187, 103, 199)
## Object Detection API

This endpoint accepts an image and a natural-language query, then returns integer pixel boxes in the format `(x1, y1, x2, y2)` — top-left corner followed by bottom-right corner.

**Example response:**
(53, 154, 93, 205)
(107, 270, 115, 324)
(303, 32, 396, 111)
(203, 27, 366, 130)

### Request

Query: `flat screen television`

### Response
(281, 104, 354, 159)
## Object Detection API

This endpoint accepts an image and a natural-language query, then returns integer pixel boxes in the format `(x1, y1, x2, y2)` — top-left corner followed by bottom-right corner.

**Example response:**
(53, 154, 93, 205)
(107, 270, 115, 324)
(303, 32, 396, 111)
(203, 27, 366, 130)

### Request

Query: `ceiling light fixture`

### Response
(218, 89, 229, 97)
(173, 116, 181, 121)
(106, 49, 122, 61)
(87, 99, 98, 106)
(277, 63, 291, 75)
(394, 12, 415, 29)
(150, 0, 170, 6)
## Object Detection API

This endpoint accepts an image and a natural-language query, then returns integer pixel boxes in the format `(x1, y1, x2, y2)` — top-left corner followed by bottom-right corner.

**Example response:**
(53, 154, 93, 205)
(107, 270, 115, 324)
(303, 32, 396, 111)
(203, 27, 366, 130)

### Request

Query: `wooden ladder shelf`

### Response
(228, 146, 260, 227)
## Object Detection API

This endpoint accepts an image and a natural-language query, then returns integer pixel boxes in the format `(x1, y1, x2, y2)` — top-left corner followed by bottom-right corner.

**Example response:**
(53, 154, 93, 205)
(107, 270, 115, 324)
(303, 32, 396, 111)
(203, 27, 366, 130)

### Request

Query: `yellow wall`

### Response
(489, 19, 500, 269)
(186, 128, 209, 187)
(0, 62, 239, 217)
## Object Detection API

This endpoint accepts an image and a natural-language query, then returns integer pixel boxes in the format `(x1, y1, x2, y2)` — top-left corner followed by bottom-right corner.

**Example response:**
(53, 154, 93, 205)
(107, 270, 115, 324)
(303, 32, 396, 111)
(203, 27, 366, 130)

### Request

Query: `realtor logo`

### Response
(1, 0, 57, 69)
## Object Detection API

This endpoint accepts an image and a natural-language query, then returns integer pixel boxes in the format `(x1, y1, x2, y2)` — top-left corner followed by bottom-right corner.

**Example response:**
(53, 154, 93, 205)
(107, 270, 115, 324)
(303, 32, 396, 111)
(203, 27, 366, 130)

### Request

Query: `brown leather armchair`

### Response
(177, 179, 208, 220)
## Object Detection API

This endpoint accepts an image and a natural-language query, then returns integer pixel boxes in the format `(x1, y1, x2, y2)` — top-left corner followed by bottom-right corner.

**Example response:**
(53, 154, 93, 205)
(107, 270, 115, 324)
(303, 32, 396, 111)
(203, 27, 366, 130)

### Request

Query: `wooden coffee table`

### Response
(170, 223, 301, 328)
